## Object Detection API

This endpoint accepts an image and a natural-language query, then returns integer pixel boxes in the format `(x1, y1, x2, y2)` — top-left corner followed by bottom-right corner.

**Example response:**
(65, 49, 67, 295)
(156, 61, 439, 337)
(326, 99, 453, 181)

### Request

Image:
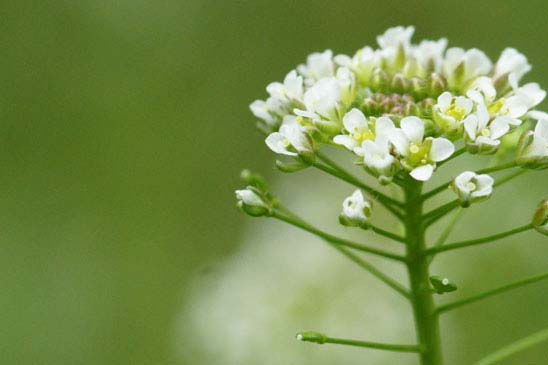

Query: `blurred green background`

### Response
(1, 0, 547, 364)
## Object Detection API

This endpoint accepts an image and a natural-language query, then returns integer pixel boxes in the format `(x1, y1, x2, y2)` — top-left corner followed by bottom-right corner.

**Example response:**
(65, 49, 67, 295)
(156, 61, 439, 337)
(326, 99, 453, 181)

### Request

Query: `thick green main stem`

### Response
(404, 180, 443, 365)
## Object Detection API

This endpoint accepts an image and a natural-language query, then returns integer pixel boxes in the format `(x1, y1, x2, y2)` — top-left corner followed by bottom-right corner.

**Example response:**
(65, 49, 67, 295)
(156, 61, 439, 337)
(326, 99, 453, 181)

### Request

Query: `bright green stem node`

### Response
(403, 179, 443, 365)
(296, 331, 423, 353)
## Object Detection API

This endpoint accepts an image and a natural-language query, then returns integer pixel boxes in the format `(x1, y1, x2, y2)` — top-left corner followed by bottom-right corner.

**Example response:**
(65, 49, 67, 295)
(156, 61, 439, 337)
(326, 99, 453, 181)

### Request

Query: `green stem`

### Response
(476, 161, 518, 174)
(404, 179, 443, 365)
(423, 200, 460, 227)
(425, 223, 533, 256)
(371, 225, 406, 244)
(473, 327, 548, 365)
(275, 205, 410, 298)
(437, 271, 548, 314)
(332, 245, 411, 299)
(271, 211, 406, 262)
(426, 208, 465, 265)
(296, 331, 422, 353)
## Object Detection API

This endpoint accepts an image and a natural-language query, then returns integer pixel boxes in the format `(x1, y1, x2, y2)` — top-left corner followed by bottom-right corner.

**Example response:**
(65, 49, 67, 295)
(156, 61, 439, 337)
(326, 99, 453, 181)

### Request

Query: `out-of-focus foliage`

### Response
(0, 1, 546, 364)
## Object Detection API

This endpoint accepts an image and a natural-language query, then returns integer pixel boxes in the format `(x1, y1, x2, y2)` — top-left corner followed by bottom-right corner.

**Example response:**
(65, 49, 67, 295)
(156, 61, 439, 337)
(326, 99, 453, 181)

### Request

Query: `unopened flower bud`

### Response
(430, 276, 457, 294)
(370, 68, 389, 92)
(240, 169, 268, 191)
(516, 120, 548, 169)
(296, 331, 327, 344)
(339, 190, 372, 229)
(390, 73, 409, 94)
(532, 199, 548, 235)
(362, 98, 378, 115)
(428, 73, 448, 98)
(452, 171, 494, 207)
(235, 187, 271, 217)
(275, 159, 309, 173)
(410, 77, 427, 99)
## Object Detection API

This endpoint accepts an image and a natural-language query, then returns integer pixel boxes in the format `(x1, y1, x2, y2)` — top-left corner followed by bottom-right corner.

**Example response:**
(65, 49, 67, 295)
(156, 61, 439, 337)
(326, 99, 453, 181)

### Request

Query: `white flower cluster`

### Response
(250, 26, 548, 182)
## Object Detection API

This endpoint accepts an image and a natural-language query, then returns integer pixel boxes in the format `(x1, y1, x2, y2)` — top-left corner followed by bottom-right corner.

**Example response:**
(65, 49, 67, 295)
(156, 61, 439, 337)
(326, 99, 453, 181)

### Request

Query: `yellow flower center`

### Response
(409, 144, 420, 154)
(480, 128, 491, 137)
(466, 182, 477, 191)
(352, 130, 375, 143)
(445, 104, 466, 121)
(488, 98, 506, 115)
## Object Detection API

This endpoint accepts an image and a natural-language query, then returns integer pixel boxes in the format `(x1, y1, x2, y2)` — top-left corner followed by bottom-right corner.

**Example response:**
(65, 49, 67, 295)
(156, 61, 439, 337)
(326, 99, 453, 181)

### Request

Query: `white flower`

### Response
(377, 26, 415, 70)
(463, 104, 513, 154)
(517, 119, 548, 167)
(334, 47, 381, 84)
(504, 74, 547, 118)
(377, 26, 415, 51)
(340, 190, 372, 227)
(295, 77, 341, 121)
(266, 70, 304, 103)
(493, 48, 531, 82)
(336, 67, 357, 108)
(333, 109, 375, 150)
(443, 48, 492, 89)
(235, 188, 267, 208)
(250, 100, 276, 126)
(466, 76, 497, 105)
(297, 50, 335, 84)
(433, 91, 474, 135)
(452, 171, 494, 207)
(389, 116, 455, 181)
(411, 38, 448, 75)
(265, 123, 313, 157)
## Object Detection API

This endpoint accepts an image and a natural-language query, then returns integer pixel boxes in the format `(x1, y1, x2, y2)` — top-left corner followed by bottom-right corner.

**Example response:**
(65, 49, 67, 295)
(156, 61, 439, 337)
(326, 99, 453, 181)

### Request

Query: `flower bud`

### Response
(429, 276, 457, 294)
(370, 68, 389, 92)
(532, 199, 548, 235)
(451, 171, 494, 207)
(390, 73, 409, 94)
(516, 127, 548, 170)
(240, 169, 268, 191)
(296, 331, 327, 344)
(428, 73, 448, 98)
(362, 98, 379, 115)
(275, 159, 309, 173)
(235, 187, 271, 217)
(410, 77, 427, 99)
(339, 190, 372, 229)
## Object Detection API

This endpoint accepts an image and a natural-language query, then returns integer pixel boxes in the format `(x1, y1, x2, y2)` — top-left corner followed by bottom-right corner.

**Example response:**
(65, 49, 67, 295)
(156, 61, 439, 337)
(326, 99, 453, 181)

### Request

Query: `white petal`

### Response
(375, 116, 396, 136)
(265, 133, 296, 156)
(410, 164, 434, 181)
(333, 135, 358, 150)
(463, 115, 478, 140)
(437, 92, 452, 110)
(400, 116, 424, 143)
(388, 129, 410, 156)
(430, 138, 455, 162)
(489, 118, 510, 140)
(535, 119, 548, 140)
(343, 108, 367, 133)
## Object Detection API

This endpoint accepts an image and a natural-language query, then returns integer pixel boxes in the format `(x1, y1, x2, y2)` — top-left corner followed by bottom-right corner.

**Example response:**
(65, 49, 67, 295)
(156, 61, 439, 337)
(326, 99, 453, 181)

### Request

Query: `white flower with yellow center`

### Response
(357, 117, 399, 182)
(376, 25, 415, 70)
(463, 103, 513, 154)
(407, 38, 448, 77)
(452, 171, 494, 207)
(265, 70, 304, 104)
(333, 109, 375, 151)
(433, 91, 474, 136)
(389, 116, 455, 181)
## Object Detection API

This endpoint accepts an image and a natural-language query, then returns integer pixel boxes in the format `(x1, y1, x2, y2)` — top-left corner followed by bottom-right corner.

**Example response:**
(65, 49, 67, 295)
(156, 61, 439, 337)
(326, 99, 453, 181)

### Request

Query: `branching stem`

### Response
(438, 271, 548, 314)
(425, 223, 533, 256)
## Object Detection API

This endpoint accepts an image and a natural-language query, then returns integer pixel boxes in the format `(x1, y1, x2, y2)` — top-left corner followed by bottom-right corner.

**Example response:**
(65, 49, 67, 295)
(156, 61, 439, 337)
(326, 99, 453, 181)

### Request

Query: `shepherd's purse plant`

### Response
(235, 26, 548, 364)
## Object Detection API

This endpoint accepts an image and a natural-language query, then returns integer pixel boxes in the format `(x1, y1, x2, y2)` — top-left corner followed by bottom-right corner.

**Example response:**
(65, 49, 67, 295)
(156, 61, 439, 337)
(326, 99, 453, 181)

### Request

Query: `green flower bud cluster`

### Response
(361, 92, 435, 121)
(368, 68, 448, 100)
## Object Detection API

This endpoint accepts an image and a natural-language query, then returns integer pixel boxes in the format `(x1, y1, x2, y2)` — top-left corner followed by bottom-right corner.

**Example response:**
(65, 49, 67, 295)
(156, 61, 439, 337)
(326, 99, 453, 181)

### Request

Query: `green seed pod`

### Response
(532, 200, 548, 235)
